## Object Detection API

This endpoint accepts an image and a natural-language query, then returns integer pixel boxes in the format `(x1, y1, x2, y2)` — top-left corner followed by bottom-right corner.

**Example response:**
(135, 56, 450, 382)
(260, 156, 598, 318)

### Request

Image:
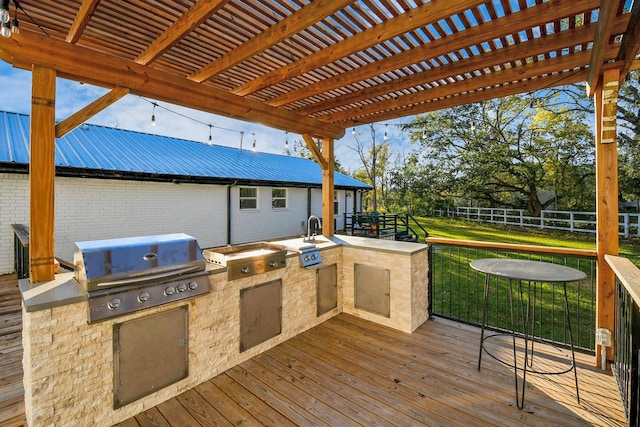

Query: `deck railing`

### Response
(344, 212, 428, 241)
(426, 238, 598, 351)
(607, 255, 640, 425)
(12, 224, 29, 279)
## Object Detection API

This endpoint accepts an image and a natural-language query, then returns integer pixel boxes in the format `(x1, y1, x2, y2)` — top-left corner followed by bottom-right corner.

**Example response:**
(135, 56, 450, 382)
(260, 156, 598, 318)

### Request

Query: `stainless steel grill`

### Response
(74, 233, 210, 323)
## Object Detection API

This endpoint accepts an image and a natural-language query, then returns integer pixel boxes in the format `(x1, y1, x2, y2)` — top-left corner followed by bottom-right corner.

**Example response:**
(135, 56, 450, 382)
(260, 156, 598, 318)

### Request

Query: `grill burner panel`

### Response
(88, 271, 209, 323)
(299, 247, 323, 268)
(203, 243, 286, 280)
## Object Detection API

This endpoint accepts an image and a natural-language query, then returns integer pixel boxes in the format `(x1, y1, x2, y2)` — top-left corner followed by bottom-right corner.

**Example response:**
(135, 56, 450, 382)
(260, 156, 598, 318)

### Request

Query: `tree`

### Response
(402, 90, 594, 215)
(617, 69, 640, 205)
(349, 124, 392, 212)
(387, 153, 440, 215)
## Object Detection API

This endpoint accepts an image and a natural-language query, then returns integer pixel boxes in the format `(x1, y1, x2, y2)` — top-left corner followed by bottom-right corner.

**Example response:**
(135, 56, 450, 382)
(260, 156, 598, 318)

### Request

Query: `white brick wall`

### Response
(1, 173, 29, 273)
(230, 187, 313, 244)
(2, 174, 359, 274)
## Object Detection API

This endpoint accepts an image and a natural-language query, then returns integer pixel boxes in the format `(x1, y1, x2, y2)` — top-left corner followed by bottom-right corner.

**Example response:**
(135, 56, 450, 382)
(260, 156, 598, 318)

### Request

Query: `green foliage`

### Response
(400, 90, 594, 214)
(617, 69, 640, 204)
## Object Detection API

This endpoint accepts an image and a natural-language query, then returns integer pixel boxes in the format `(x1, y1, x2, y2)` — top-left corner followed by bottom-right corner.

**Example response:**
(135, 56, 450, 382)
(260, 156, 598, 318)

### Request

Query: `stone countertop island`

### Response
(19, 235, 429, 426)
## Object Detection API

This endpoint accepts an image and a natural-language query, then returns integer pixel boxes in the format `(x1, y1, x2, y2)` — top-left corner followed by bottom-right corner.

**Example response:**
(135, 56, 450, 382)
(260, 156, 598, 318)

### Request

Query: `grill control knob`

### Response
(188, 281, 198, 291)
(304, 255, 311, 262)
(269, 261, 278, 267)
(177, 283, 188, 293)
(165, 286, 176, 296)
(107, 298, 121, 310)
(241, 267, 250, 274)
(311, 253, 318, 260)
(138, 292, 150, 302)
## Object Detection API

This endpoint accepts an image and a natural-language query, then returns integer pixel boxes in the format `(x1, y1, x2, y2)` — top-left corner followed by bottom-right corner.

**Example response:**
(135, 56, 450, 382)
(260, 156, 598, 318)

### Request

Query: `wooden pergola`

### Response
(0, 0, 638, 368)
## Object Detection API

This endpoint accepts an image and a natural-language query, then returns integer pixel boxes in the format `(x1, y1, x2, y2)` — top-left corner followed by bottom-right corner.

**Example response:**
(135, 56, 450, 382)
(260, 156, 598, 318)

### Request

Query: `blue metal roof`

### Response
(0, 111, 370, 189)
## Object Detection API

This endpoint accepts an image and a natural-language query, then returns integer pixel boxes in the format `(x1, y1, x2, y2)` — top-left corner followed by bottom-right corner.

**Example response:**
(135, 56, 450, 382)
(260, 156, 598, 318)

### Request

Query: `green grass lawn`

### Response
(411, 215, 637, 351)
(412, 215, 640, 266)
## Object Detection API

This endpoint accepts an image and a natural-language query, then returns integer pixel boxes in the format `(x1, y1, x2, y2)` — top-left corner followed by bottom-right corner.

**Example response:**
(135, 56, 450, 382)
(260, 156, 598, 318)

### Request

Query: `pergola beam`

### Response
(594, 68, 620, 369)
(617, 0, 640, 83)
(55, 87, 129, 138)
(586, 0, 620, 97)
(232, 0, 489, 96)
(296, 18, 620, 116)
(324, 47, 604, 124)
(0, 32, 344, 140)
(29, 66, 56, 283)
(66, 0, 101, 44)
(135, 0, 230, 65)
(268, 0, 602, 108)
(302, 134, 329, 170)
(189, 0, 353, 83)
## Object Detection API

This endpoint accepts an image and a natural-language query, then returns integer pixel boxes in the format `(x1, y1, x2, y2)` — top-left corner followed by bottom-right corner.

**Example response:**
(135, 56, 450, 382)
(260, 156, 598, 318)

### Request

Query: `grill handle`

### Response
(96, 266, 204, 288)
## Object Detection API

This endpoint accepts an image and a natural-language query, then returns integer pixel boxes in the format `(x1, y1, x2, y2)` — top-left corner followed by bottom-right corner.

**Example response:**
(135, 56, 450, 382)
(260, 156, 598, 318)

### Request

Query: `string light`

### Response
(422, 129, 427, 140)
(383, 124, 388, 141)
(0, 0, 10, 38)
(0, 1, 9, 25)
(9, 1, 48, 37)
(285, 131, 289, 151)
(151, 102, 157, 127)
(207, 124, 213, 145)
(10, 0, 17, 34)
(352, 128, 356, 135)
(252, 133, 256, 153)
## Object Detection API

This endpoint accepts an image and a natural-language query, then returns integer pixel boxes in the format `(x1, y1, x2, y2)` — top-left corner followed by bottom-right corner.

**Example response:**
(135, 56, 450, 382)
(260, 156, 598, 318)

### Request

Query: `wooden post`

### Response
(321, 137, 335, 236)
(29, 66, 57, 283)
(594, 68, 620, 369)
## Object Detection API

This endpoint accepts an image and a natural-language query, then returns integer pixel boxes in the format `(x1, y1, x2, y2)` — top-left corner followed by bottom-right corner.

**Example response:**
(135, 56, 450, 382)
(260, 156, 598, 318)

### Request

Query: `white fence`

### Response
(434, 207, 640, 238)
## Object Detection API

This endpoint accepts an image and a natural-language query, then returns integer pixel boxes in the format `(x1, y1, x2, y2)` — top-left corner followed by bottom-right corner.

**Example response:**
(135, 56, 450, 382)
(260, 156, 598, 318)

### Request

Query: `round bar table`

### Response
(470, 258, 587, 409)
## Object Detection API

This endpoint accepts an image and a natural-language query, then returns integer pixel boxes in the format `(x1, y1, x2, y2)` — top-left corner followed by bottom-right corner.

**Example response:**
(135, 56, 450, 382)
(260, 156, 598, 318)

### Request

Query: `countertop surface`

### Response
(272, 234, 428, 255)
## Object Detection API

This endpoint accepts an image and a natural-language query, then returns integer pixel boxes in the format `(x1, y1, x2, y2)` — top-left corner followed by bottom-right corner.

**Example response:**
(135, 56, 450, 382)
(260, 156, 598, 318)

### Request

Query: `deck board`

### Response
(0, 272, 626, 427)
(121, 313, 626, 427)
(0, 275, 25, 427)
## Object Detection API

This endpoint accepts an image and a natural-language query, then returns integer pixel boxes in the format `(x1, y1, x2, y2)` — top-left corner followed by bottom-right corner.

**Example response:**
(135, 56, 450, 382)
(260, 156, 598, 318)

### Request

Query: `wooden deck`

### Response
(0, 274, 26, 427)
(0, 273, 626, 426)
(119, 315, 625, 426)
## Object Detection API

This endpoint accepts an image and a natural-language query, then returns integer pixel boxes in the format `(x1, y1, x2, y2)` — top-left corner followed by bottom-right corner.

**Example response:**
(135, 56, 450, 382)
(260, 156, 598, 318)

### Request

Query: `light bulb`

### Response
(1, 21, 10, 38)
(11, 17, 18, 34)
(0, 1, 9, 25)
(352, 128, 356, 135)
(151, 114, 156, 126)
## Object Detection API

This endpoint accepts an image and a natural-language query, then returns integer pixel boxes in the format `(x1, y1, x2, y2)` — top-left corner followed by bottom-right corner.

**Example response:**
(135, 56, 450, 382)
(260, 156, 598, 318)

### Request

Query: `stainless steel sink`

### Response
(203, 242, 287, 280)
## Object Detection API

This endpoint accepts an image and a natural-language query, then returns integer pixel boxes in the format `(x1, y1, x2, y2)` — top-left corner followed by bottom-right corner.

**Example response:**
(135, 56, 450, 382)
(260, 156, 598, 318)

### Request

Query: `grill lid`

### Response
(74, 233, 205, 291)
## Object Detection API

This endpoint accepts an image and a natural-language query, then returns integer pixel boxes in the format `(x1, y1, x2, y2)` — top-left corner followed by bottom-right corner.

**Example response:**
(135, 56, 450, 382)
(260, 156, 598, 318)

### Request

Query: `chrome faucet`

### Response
(306, 215, 322, 242)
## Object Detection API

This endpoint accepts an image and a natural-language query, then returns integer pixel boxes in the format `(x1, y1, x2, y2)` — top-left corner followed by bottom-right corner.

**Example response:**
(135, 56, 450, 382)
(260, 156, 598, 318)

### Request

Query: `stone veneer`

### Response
(342, 245, 429, 333)
(21, 240, 427, 426)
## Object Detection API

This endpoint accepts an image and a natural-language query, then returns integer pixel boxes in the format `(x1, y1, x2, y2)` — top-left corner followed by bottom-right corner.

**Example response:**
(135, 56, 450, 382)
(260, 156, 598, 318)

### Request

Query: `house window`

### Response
(272, 188, 287, 209)
(239, 187, 258, 210)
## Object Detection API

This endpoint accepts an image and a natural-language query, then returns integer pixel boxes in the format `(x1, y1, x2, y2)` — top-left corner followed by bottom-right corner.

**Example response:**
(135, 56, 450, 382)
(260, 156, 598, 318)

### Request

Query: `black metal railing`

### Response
(609, 255, 640, 425)
(427, 238, 597, 351)
(344, 212, 429, 241)
(12, 223, 30, 279)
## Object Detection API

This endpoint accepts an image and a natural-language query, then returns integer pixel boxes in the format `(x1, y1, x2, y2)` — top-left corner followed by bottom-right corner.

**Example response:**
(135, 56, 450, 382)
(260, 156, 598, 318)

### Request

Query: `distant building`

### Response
(0, 111, 370, 274)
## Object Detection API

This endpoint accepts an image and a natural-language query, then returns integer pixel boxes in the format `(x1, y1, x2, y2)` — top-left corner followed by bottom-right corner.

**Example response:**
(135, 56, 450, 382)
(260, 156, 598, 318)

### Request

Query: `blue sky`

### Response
(0, 61, 412, 173)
